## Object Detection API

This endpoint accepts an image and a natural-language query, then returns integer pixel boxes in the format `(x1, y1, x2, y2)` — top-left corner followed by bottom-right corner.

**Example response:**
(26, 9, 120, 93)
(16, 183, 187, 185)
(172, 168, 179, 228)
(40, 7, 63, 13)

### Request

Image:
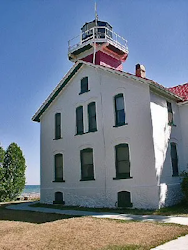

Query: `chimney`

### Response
(135, 64, 146, 78)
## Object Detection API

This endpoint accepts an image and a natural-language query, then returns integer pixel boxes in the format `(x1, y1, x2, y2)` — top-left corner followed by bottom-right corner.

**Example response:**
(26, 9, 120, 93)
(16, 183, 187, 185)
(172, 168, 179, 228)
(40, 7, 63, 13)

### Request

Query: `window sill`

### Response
(118, 203, 133, 208)
(172, 175, 179, 177)
(53, 200, 65, 205)
(53, 180, 65, 182)
(79, 90, 90, 95)
(75, 130, 98, 136)
(75, 132, 84, 136)
(113, 123, 128, 128)
(113, 176, 133, 180)
(53, 137, 63, 140)
(168, 123, 176, 127)
(86, 129, 98, 133)
(80, 178, 95, 181)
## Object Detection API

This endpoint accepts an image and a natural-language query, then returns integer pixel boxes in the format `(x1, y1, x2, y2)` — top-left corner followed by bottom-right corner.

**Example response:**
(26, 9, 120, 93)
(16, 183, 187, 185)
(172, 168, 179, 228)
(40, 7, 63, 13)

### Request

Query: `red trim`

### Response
(82, 51, 123, 71)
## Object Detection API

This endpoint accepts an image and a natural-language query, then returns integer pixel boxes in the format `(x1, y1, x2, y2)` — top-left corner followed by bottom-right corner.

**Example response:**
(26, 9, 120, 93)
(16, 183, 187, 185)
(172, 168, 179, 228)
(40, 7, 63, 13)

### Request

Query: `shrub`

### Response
(1, 143, 26, 201)
(180, 171, 188, 204)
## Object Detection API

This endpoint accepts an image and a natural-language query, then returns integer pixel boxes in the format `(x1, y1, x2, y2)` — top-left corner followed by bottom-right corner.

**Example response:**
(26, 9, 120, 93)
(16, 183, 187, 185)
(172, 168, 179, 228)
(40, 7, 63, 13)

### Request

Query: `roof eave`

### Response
(149, 84, 183, 101)
(32, 62, 83, 122)
(80, 61, 183, 101)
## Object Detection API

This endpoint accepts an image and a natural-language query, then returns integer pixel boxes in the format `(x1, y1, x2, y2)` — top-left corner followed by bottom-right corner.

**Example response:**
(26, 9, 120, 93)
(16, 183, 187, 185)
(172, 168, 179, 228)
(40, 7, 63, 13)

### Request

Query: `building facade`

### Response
(32, 18, 188, 209)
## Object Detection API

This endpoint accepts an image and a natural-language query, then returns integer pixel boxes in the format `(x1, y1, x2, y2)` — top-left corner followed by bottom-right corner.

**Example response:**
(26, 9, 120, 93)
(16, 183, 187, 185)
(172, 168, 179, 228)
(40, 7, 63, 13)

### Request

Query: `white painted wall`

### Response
(150, 91, 184, 207)
(40, 64, 162, 209)
(179, 103, 188, 173)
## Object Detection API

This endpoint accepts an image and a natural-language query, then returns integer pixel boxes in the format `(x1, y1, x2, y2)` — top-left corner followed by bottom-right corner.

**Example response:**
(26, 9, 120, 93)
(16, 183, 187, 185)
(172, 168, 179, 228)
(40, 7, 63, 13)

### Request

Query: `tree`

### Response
(0, 146, 5, 199)
(0, 145, 5, 170)
(3, 143, 26, 201)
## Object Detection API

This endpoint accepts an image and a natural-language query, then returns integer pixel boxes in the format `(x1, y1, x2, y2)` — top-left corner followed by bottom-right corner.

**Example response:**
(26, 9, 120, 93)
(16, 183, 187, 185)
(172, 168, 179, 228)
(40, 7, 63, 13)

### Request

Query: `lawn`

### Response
(1, 203, 188, 250)
(32, 200, 188, 217)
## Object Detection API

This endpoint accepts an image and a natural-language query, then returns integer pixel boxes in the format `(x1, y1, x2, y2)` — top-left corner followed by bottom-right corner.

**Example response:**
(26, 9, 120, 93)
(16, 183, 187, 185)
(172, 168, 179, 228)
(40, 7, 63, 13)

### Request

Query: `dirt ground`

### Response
(0, 204, 188, 250)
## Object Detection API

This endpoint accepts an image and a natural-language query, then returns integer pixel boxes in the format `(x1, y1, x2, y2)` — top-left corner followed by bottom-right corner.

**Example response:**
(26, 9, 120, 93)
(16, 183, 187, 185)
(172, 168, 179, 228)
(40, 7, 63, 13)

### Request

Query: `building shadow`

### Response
(0, 202, 79, 224)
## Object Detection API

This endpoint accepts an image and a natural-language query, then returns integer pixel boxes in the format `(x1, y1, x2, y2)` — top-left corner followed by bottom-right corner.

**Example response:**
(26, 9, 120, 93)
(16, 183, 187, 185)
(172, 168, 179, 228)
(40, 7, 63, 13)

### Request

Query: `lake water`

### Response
(22, 185, 40, 197)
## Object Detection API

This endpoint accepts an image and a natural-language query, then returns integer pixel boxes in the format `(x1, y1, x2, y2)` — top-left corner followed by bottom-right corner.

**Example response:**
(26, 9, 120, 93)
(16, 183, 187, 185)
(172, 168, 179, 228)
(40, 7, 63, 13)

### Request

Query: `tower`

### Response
(68, 15, 128, 71)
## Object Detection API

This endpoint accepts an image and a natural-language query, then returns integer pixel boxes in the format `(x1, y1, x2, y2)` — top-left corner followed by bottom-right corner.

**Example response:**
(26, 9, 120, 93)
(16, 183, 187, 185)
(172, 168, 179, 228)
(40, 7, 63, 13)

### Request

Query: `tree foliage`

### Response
(0, 143, 26, 201)
(0, 146, 5, 198)
(0, 146, 5, 165)
(180, 171, 188, 204)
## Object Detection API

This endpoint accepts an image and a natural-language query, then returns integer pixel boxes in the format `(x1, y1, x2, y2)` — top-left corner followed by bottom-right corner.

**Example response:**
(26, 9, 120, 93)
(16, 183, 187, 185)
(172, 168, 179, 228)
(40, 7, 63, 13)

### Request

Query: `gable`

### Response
(32, 62, 83, 122)
(32, 60, 183, 122)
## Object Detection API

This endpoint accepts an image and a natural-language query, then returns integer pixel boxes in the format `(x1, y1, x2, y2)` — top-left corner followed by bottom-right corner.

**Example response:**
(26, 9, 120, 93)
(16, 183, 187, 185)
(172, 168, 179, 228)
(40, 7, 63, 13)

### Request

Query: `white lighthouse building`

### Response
(32, 14, 188, 209)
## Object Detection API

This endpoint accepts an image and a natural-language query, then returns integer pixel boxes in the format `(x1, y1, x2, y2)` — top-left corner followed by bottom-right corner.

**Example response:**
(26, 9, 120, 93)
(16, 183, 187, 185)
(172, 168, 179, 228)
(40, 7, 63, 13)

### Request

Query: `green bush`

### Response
(180, 171, 188, 204)
(0, 143, 26, 202)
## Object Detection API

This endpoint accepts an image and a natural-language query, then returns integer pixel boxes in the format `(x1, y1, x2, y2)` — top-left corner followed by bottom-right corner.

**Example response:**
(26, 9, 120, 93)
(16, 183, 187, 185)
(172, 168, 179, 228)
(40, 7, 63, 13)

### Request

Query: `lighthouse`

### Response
(68, 13, 128, 71)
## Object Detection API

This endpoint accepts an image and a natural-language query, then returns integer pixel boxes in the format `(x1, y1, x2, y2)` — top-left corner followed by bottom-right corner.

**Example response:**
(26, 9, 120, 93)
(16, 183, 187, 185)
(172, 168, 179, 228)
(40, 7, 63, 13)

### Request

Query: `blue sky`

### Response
(0, 0, 187, 184)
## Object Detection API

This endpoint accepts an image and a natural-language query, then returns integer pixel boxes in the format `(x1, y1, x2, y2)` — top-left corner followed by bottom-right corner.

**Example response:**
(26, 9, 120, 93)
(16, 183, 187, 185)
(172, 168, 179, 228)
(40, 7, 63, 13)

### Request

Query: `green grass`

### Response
(31, 200, 188, 217)
(154, 201, 188, 216)
(31, 203, 154, 215)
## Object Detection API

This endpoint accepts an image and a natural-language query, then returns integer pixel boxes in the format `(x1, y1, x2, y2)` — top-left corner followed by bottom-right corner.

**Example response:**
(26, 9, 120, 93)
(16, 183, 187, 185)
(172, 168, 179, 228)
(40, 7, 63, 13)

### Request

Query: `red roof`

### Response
(168, 83, 188, 101)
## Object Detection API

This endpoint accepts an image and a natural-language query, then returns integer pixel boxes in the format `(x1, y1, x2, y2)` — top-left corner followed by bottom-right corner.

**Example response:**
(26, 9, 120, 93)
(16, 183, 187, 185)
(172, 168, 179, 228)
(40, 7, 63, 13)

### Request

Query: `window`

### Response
(53, 192, 65, 204)
(54, 154, 64, 181)
(115, 144, 131, 179)
(167, 101, 173, 125)
(80, 148, 94, 181)
(55, 113, 61, 139)
(170, 143, 179, 176)
(80, 77, 89, 94)
(118, 191, 132, 207)
(88, 102, 97, 132)
(114, 94, 126, 126)
(76, 106, 84, 134)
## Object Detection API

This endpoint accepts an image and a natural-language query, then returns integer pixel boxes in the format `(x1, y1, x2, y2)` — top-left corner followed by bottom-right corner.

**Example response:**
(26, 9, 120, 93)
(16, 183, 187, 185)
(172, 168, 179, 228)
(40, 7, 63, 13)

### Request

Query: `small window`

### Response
(88, 102, 97, 132)
(54, 154, 64, 181)
(167, 101, 173, 125)
(55, 113, 61, 139)
(76, 106, 84, 134)
(170, 143, 179, 176)
(115, 144, 130, 179)
(53, 192, 65, 204)
(114, 94, 126, 126)
(80, 77, 89, 94)
(118, 191, 132, 207)
(80, 148, 94, 181)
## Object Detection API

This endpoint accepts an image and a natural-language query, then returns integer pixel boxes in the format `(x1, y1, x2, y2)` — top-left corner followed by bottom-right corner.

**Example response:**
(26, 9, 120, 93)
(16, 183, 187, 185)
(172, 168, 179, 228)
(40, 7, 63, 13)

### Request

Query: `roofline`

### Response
(32, 60, 183, 122)
(32, 62, 83, 122)
(178, 100, 188, 106)
(80, 60, 183, 101)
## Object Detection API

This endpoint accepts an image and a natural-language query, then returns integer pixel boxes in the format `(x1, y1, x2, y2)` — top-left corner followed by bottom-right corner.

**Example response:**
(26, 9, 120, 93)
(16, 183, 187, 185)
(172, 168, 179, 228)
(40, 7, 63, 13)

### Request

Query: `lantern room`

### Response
(68, 19, 129, 70)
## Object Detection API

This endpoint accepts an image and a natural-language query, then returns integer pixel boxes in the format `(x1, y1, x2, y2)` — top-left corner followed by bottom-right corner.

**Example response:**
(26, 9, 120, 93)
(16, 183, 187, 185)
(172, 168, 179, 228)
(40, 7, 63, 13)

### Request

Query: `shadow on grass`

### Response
(0, 203, 79, 224)
(31, 200, 188, 217)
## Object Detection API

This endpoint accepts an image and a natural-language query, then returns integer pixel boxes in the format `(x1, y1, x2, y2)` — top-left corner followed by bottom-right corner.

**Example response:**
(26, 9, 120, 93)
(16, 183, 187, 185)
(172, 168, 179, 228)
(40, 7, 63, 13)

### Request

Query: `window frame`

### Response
(114, 143, 131, 179)
(167, 101, 174, 126)
(114, 94, 126, 127)
(170, 142, 179, 177)
(76, 106, 84, 135)
(80, 148, 95, 181)
(88, 102, 97, 132)
(80, 77, 89, 94)
(54, 153, 64, 182)
(55, 113, 61, 140)
(117, 191, 132, 207)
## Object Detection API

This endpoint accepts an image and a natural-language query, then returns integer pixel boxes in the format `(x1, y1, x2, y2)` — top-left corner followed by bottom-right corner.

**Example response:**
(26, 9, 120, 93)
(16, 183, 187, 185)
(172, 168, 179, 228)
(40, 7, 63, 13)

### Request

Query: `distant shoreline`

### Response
(21, 185, 40, 200)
